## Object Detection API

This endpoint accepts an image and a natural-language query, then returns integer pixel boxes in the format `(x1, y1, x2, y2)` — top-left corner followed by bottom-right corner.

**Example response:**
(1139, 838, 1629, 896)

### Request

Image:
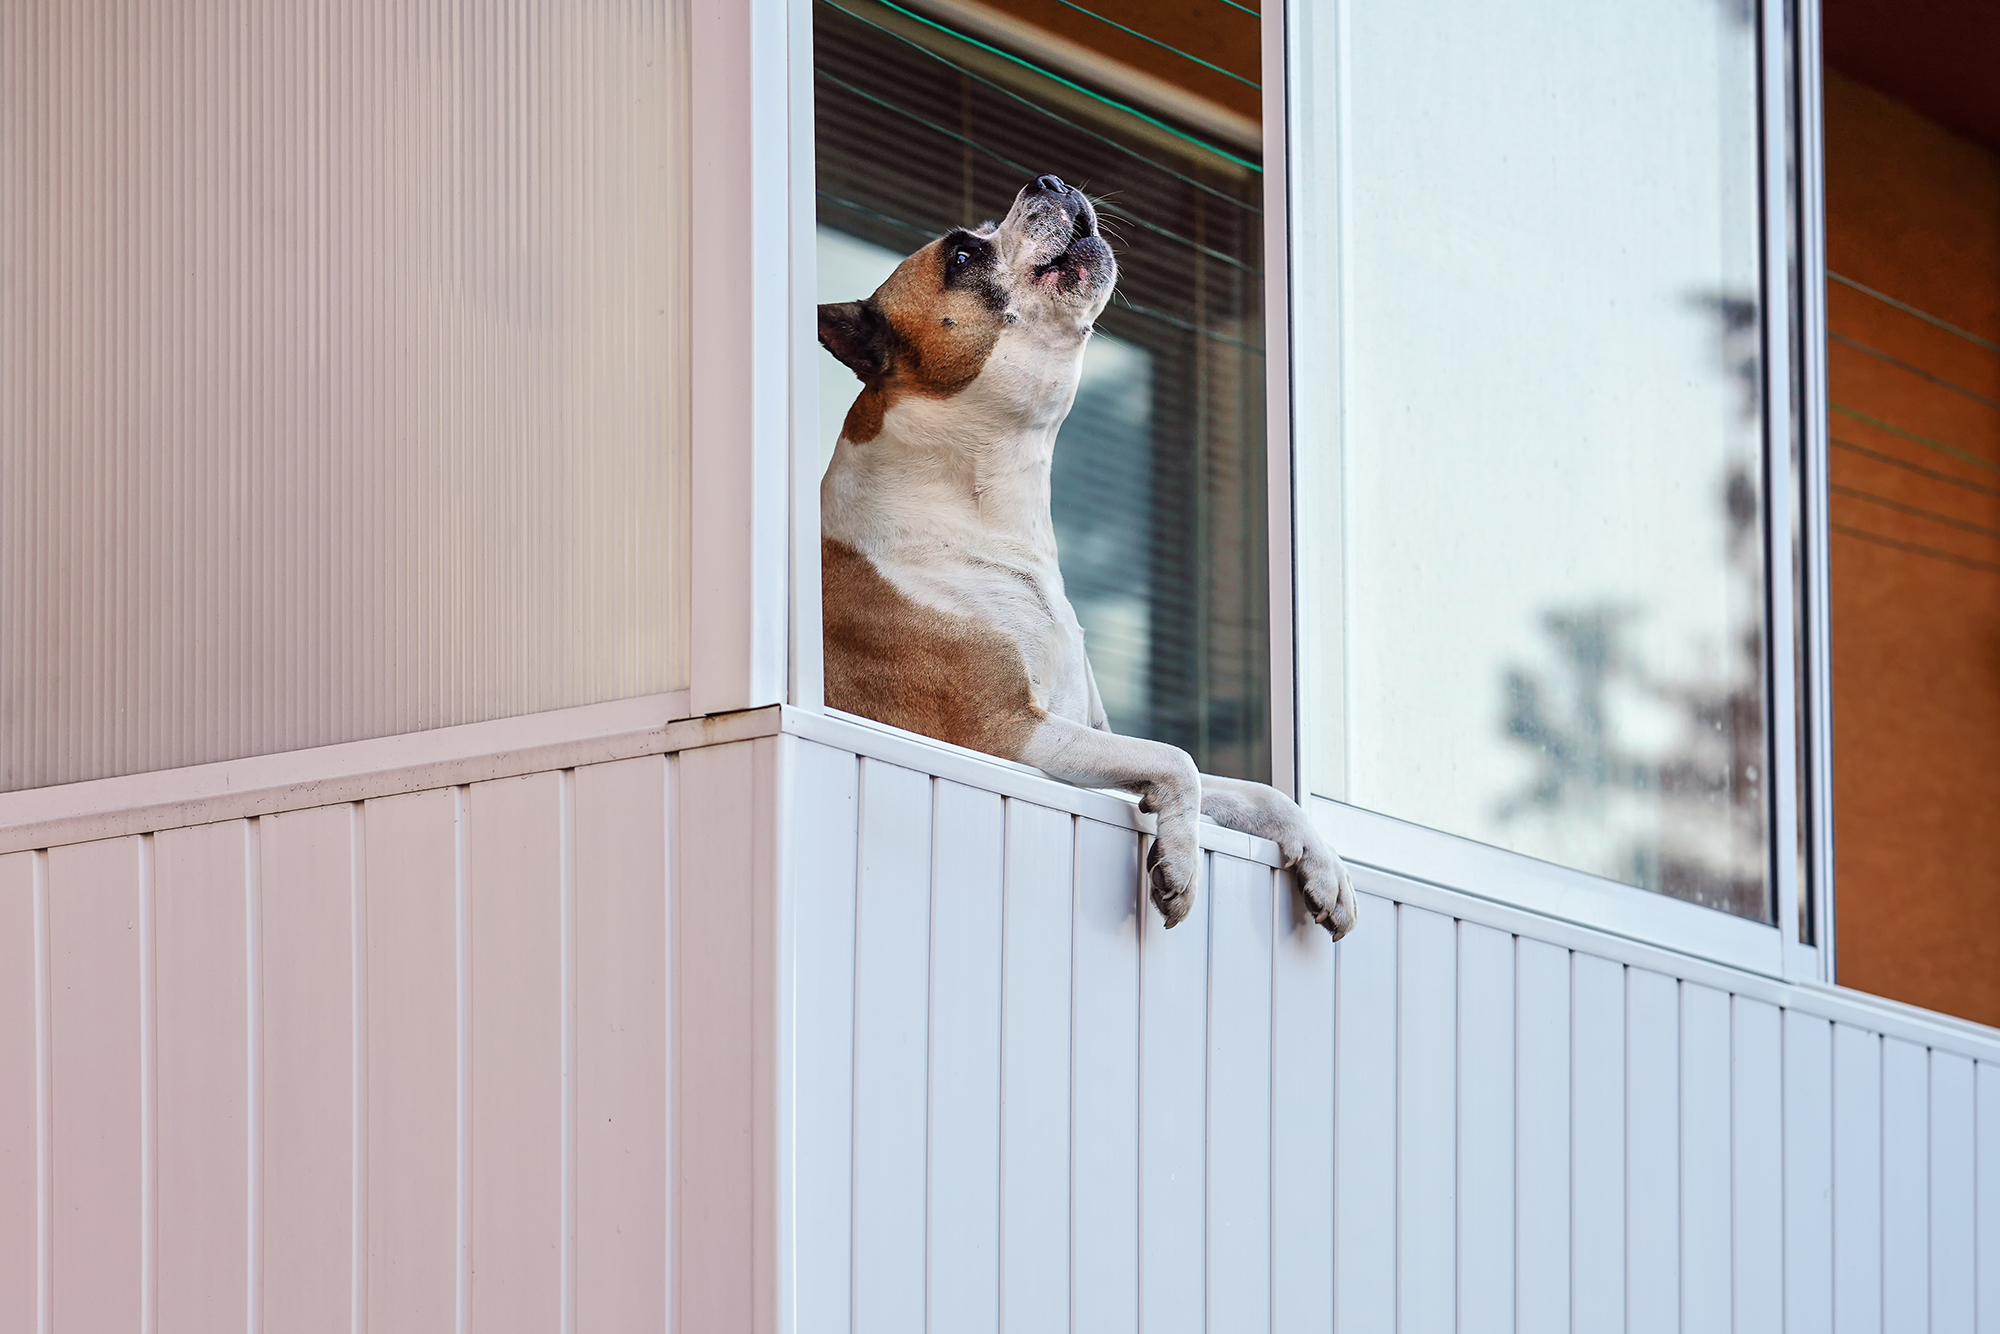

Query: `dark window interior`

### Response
(813, 0, 1271, 782)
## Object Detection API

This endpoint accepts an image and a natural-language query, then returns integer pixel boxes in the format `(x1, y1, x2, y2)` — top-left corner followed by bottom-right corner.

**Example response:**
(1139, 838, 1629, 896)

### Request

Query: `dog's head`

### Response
(818, 174, 1116, 444)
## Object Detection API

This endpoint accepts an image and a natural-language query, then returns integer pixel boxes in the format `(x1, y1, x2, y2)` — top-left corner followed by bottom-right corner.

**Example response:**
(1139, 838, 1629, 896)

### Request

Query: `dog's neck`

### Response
(822, 368, 1077, 564)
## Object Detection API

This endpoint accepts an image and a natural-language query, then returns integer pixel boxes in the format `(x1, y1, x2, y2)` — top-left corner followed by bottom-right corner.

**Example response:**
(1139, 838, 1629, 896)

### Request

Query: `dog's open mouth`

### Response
(1033, 203, 1111, 291)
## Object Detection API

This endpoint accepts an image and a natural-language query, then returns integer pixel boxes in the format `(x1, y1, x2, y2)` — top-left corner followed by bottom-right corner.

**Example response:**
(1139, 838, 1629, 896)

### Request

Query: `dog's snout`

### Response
(1033, 174, 1069, 197)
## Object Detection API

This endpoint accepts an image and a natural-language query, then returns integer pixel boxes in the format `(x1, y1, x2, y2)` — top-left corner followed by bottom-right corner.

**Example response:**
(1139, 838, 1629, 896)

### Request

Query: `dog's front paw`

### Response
(1146, 820, 1201, 928)
(1298, 845, 1358, 940)
(1138, 752, 1203, 928)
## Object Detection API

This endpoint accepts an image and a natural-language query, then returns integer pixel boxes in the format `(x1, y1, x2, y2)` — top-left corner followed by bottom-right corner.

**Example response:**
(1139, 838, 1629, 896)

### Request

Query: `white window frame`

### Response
(765, 0, 1836, 981)
(1276, 0, 1835, 981)
(689, 0, 813, 720)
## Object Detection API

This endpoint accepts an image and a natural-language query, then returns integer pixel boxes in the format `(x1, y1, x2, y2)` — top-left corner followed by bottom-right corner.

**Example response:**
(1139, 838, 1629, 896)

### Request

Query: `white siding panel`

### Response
(1398, 904, 1456, 1334)
(362, 789, 460, 1334)
(1515, 938, 1570, 1334)
(153, 821, 251, 1334)
(1977, 1062, 2000, 1334)
(47, 838, 148, 1332)
(926, 780, 1006, 1334)
(1883, 1037, 1930, 1334)
(259, 805, 359, 1334)
(851, 760, 933, 1334)
(1571, 953, 1625, 1333)
(673, 740, 769, 1334)
(1733, 997, 1785, 1334)
(1832, 1024, 1884, 1334)
(1626, 967, 1679, 1334)
(1932, 1052, 1977, 1334)
(467, 772, 566, 1334)
(1271, 868, 1336, 1334)
(790, 742, 861, 1334)
(572, 757, 671, 1334)
(0, 854, 36, 1329)
(1333, 892, 1398, 1333)
(1138, 838, 1212, 1334)
(1208, 854, 1275, 1334)
(1071, 817, 1142, 1334)
(1787, 1012, 1836, 1334)
(1457, 921, 1514, 1334)
(1680, 982, 1731, 1334)
(999, 800, 1074, 1334)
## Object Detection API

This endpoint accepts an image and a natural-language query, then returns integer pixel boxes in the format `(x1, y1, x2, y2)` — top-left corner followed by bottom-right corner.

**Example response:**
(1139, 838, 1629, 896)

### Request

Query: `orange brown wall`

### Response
(1823, 70, 2000, 1024)
(978, 0, 1261, 122)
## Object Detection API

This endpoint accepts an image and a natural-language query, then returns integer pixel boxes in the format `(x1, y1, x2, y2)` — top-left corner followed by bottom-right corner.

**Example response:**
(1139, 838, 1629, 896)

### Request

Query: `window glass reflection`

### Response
(1296, 0, 1772, 919)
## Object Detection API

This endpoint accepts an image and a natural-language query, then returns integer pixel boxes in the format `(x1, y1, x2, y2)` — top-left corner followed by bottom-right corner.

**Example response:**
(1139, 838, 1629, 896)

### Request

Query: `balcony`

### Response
(4, 698, 1995, 1328)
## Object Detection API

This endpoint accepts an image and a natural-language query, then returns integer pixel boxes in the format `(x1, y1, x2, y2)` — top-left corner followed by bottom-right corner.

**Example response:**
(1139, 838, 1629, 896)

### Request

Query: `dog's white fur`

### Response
(821, 176, 1355, 936)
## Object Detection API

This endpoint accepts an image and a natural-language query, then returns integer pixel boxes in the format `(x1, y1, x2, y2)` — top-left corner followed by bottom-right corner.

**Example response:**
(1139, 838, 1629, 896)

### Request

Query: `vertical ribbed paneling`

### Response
(6, 757, 680, 1327)
(13, 735, 2000, 1326)
(0, 0, 691, 792)
(780, 734, 2000, 1333)
(0, 853, 37, 1329)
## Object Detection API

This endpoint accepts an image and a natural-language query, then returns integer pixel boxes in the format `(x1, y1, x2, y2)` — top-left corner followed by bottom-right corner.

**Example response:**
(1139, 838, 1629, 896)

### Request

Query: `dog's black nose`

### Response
(1034, 174, 1068, 196)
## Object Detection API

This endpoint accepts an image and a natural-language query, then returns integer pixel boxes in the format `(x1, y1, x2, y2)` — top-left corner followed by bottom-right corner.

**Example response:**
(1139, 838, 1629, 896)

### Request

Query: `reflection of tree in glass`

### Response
(1697, 293, 1761, 419)
(1496, 283, 1769, 920)
(1497, 462, 1769, 921)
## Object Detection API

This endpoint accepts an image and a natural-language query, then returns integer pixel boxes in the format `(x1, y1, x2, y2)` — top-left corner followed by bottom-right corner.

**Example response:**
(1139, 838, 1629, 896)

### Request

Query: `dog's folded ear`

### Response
(818, 301, 893, 382)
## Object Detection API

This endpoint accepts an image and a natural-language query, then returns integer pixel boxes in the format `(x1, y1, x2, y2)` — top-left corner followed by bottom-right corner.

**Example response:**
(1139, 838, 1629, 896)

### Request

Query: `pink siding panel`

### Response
(153, 821, 251, 1334)
(573, 757, 671, 1331)
(467, 773, 567, 1333)
(675, 741, 765, 1334)
(364, 789, 460, 1334)
(47, 836, 147, 1332)
(259, 805, 357, 1333)
(0, 853, 37, 1329)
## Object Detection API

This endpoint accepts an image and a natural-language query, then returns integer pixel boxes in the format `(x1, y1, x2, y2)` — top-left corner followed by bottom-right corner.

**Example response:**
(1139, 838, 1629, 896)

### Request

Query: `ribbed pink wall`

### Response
(0, 0, 691, 792)
(0, 754, 677, 1332)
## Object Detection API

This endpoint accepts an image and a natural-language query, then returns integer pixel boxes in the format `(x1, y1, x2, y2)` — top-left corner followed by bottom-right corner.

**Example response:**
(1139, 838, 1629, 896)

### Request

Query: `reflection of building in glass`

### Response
(812, 0, 1270, 781)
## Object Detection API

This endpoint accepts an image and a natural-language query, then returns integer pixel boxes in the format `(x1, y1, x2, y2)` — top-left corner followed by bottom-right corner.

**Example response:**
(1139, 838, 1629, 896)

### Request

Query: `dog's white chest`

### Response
(873, 542, 1101, 726)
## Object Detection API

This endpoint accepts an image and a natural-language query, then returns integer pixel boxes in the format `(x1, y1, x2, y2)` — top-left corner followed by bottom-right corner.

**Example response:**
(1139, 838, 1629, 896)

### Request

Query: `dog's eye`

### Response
(951, 247, 972, 268)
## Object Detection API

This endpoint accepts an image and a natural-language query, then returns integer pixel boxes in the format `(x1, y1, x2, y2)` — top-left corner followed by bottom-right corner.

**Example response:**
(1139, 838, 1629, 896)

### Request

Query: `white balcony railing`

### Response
(2, 699, 1995, 1329)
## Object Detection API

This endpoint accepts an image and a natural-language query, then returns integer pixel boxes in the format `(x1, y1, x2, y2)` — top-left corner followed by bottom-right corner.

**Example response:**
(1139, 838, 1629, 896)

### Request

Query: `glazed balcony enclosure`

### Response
(4, 0, 1999, 1330)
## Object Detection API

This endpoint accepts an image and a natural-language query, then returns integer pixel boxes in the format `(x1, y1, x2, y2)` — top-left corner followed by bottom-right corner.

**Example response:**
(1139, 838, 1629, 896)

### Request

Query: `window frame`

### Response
(774, 0, 1836, 980)
(1796, 0, 1838, 975)
(1277, 0, 1836, 980)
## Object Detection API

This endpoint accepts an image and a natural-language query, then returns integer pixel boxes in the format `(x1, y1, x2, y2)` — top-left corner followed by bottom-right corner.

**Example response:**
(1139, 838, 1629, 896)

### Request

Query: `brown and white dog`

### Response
(818, 174, 1356, 937)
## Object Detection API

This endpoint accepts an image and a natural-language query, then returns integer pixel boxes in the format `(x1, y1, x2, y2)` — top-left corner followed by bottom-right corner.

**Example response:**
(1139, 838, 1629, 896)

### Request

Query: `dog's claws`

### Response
(1146, 836, 1197, 928)
(1294, 856, 1358, 940)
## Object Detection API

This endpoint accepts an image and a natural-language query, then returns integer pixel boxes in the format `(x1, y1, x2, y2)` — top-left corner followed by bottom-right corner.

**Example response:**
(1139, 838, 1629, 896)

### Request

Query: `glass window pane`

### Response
(813, 0, 1271, 781)
(1, 2, 690, 792)
(1292, 0, 1772, 919)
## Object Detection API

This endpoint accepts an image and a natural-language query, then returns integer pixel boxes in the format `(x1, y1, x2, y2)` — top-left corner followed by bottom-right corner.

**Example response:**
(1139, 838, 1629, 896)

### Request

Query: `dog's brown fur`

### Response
(822, 536, 1046, 756)
(825, 237, 1009, 444)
